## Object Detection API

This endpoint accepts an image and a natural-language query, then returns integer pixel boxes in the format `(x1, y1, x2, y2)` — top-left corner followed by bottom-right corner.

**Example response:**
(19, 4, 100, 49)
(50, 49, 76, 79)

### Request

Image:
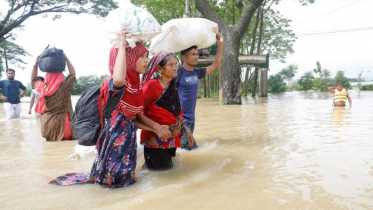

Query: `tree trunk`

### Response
(194, 0, 264, 104)
(244, 10, 260, 96)
(203, 77, 207, 97)
(251, 6, 264, 97)
(2, 40, 9, 70)
(208, 74, 212, 97)
(221, 27, 242, 104)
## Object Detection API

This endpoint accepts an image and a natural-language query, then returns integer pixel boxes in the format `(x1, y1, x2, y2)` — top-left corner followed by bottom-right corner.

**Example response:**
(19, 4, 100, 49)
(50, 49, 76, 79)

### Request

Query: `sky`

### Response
(1, 0, 373, 85)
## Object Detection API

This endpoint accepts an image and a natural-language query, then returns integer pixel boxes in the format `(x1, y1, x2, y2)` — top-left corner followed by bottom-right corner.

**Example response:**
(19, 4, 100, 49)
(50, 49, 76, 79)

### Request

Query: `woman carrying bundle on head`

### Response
(141, 51, 195, 170)
(31, 52, 76, 141)
(50, 29, 170, 188)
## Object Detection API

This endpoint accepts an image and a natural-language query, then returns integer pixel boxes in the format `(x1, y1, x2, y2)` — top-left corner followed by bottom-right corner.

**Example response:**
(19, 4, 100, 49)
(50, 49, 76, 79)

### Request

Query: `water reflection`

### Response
(332, 107, 347, 128)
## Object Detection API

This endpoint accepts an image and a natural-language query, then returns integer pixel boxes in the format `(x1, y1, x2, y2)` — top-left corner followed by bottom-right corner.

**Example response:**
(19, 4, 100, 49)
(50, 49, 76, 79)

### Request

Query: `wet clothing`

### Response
(176, 67, 206, 123)
(141, 79, 183, 149)
(50, 44, 149, 188)
(3, 103, 21, 119)
(141, 51, 184, 170)
(144, 147, 176, 170)
(50, 109, 137, 188)
(39, 75, 75, 141)
(0, 79, 26, 104)
(180, 121, 197, 150)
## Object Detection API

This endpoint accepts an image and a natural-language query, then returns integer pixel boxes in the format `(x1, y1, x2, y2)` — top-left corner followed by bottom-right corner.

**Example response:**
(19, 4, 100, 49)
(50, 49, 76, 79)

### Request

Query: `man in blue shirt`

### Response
(177, 33, 224, 150)
(0, 69, 27, 119)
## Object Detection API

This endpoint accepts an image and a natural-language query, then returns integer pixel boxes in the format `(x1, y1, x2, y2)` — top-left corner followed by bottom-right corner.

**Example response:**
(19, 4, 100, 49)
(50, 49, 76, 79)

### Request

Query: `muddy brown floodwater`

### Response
(0, 91, 372, 209)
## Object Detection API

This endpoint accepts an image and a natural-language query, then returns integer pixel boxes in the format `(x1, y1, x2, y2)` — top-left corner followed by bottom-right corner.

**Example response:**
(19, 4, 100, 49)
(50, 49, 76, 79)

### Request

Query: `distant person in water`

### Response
(0, 69, 27, 119)
(28, 76, 45, 118)
(328, 83, 352, 106)
(31, 54, 76, 141)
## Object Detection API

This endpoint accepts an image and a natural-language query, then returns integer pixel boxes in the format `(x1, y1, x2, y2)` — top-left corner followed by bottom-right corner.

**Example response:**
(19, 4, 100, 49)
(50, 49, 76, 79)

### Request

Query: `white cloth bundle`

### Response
(149, 18, 218, 53)
(106, 0, 162, 48)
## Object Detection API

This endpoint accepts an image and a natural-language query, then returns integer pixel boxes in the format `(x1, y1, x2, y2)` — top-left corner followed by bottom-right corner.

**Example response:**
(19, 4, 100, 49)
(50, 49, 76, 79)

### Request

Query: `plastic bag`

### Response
(105, 0, 162, 48)
(38, 46, 66, 73)
(149, 18, 218, 53)
(70, 145, 97, 160)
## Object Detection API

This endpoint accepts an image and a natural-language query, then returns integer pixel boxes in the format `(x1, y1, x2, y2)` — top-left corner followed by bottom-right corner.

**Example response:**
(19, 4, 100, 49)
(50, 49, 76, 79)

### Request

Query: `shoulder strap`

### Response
(175, 68, 183, 87)
(103, 87, 125, 119)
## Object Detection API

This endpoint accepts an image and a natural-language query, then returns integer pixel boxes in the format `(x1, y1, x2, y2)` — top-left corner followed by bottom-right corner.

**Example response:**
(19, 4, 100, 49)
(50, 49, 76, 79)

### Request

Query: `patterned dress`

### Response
(39, 75, 76, 141)
(50, 109, 137, 188)
(50, 79, 138, 188)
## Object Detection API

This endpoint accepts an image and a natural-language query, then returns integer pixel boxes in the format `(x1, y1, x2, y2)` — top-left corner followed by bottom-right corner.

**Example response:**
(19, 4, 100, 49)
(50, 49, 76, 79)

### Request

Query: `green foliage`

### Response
(71, 75, 107, 95)
(132, 0, 197, 23)
(259, 10, 296, 62)
(361, 84, 373, 91)
(312, 61, 331, 91)
(268, 64, 297, 93)
(268, 74, 287, 93)
(280, 64, 297, 80)
(331, 70, 351, 89)
(0, 39, 30, 77)
(297, 71, 314, 92)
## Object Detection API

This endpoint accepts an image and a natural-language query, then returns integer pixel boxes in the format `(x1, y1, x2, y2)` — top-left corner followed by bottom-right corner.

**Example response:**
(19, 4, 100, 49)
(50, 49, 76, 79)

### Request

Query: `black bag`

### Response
(71, 85, 125, 146)
(38, 46, 66, 72)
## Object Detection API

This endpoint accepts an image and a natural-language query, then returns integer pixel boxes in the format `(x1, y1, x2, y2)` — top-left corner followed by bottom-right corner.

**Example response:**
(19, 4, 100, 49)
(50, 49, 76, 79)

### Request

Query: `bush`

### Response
(361, 84, 373, 91)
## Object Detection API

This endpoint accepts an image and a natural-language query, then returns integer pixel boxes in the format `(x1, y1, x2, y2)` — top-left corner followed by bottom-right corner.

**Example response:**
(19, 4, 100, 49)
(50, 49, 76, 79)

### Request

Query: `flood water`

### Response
(0, 91, 372, 210)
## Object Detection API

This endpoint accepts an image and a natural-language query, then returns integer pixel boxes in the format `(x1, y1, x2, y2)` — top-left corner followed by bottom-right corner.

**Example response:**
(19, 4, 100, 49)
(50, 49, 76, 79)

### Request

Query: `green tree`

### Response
(71, 75, 107, 95)
(0, 0, 117, 76)
(267, 64, 297, 93)
(242, 8, 297, 96)
(280, 64, 297, 80)
(298, 71, 314, 92)
(268, 74, 286, 93)
(312, 61, 331, 91)
(0, 0, 117, 40)
(0, 39, 30, 77)
(332, 70, 351, 89)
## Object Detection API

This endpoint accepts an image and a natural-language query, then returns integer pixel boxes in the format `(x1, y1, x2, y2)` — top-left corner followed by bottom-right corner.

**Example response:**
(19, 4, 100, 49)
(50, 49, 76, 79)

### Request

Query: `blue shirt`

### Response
(177, 67, 206, 123)
(0, 79, 26, 104)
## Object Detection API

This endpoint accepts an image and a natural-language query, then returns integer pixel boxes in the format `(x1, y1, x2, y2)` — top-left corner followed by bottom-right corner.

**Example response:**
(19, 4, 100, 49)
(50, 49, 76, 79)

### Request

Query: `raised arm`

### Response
(113, 29, 129, 88)
(328, 87, 336, 94)
(205, 33, 224, 76)
(64, 53, 76, 77)
(31, 57, 39, 83)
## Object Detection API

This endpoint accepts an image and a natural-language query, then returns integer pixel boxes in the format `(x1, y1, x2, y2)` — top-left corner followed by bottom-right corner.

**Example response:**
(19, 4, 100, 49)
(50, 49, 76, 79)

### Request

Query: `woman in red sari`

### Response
(141, 52, 194, 170)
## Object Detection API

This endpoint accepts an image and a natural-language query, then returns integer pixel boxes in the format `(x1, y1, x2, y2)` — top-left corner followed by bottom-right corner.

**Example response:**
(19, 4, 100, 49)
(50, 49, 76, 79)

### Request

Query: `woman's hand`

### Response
(184, 127, 195, 148)
(154, 124, 171, 142)
(117, 28, 130, 47)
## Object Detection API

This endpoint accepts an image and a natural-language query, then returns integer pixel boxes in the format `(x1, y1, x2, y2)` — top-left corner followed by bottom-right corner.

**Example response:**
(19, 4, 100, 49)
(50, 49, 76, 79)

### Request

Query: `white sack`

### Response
(149, 18, 218, 53)
(106, 0, 162, 48)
